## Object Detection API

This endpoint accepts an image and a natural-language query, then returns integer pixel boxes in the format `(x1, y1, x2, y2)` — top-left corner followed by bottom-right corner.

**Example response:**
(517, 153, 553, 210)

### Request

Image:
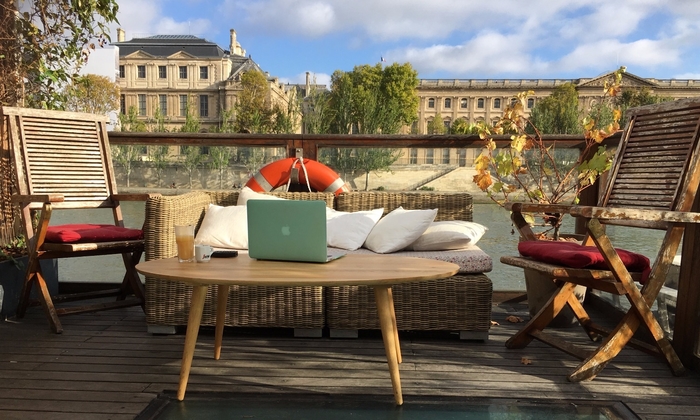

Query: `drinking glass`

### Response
(174, 225, 195, 263)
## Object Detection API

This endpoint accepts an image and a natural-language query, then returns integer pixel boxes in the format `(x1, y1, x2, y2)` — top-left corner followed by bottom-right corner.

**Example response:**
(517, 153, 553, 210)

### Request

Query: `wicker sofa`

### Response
(142, 190, 493, 340)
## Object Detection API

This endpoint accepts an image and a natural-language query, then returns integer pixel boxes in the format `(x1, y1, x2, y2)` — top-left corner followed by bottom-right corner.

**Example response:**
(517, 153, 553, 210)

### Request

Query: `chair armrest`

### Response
(505, 202, 577, 214)
(569, 206, 700, 224)
(112, 193, 161, 201)
(11, 193, 64, 204)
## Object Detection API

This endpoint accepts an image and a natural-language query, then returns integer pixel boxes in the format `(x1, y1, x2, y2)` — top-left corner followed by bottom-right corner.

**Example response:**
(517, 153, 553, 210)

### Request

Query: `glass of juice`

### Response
(174, 225, 195, 263)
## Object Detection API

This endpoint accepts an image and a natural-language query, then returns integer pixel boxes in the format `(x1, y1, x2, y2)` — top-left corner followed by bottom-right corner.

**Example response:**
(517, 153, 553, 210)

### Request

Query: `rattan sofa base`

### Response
(325, 273, 492, 340)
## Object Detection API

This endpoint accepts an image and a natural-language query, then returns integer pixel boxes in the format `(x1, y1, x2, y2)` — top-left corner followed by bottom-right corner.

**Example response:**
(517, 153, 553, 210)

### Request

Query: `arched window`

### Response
(460, 98, 468, 109)
(444, 98, 452, 109)
(493, 98, 501, 109)
(428, 98, 435, 108)
(527, 98, 535, 109)
(477, 98, 485, 109)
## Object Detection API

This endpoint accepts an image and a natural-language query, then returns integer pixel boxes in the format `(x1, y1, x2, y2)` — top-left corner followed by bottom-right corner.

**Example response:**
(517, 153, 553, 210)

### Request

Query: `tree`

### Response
(327, 62, 419, 134)
(0, 0, 119, 109)
(180, 146, 204, 189)
(208, 146, 233, 189)
(616, 87, 672, 119)
(301, 79, 333, 134)
(427, 113, 446, 134)
(64, 74, 119, 114)
(451, 118, 479, 134)
(1, 0, 119, 248)
(147, 145, 170, 187)
(319, 148, 402, 190)
(234, 70, 272, 133)
(114, 106, 146, 187)
(528, 83, 582, 134)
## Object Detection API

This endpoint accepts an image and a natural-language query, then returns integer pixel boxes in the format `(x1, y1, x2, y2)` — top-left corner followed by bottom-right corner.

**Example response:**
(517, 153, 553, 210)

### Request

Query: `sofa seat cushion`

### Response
(330, 245, 492, 274)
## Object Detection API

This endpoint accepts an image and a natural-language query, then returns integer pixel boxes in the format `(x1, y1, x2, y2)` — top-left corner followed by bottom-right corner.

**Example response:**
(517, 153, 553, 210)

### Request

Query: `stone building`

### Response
(413, 72, 700, 134)
(112, 28, 294, 132)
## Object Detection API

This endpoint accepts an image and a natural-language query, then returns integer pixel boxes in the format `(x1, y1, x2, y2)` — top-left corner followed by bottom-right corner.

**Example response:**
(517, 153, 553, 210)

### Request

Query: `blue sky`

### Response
(109, 0, 700, 87)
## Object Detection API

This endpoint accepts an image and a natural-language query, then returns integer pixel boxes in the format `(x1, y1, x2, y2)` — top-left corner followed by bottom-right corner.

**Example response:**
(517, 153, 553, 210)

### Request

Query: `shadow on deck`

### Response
(0, 299, 698, 420)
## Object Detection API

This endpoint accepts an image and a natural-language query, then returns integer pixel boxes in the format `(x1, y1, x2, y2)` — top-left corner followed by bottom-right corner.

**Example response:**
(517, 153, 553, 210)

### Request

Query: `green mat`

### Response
(136, 392, 639, 420)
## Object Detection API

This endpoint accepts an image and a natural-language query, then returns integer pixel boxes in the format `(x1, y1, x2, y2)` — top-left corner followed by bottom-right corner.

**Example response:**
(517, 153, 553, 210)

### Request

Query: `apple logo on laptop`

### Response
(281, 225, 291, 236)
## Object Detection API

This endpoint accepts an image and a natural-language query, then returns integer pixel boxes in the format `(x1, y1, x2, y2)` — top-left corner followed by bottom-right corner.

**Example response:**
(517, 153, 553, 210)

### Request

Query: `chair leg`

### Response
(16, 255, 63, 334)
(566, 293, 600, 342)
(118, 250, 146, 312)
(506, 282, 577, 349)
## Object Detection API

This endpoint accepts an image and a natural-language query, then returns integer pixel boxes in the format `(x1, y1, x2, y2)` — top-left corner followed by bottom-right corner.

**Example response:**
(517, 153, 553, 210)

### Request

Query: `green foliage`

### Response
(3, 0, 119, 109)
(473, 67, 626, 238)
(112, 144, 141, 188)
(180, 99, 201, 133)
(427, 113, 446, 134)
(234, 70, 272, 133)
(119, 106, 146, 132)
(528, 83, 582, 135)
(180, 146, 204, 189)
(327, 63, 418, 134)
(301, 83, 332, 134)
(320, 148, 402, 191)
(616, 87, 672, 120)
(208, 147, 234, 189)
(64, 74, 119, 114)
(451, 118, 479, 135)
(147, 145, 170, 187)
(147, 107, 170, 133)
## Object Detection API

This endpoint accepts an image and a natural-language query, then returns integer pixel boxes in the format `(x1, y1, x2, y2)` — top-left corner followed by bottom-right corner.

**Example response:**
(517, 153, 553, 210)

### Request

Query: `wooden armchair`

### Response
(500, 98, 700, 381)
(3, 107, 157, 333)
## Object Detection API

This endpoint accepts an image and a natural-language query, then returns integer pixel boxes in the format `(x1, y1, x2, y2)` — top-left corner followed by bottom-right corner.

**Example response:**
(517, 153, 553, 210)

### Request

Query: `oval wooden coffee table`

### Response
(136, 254, 459, 405)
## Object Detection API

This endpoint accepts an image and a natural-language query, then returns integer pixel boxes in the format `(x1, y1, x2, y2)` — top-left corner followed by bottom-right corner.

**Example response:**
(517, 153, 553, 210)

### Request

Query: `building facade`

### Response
(413, 72, 700, 134)
(112, 29, 294, 132)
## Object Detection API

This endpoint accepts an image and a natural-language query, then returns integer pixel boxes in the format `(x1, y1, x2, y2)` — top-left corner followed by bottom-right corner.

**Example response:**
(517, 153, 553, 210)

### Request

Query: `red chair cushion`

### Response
(45, 224, 143, 244)
(518, 241, 652, 284)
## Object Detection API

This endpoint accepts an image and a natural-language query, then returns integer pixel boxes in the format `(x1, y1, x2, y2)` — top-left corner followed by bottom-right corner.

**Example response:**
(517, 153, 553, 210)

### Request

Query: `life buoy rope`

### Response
(245, 157, 350, 196)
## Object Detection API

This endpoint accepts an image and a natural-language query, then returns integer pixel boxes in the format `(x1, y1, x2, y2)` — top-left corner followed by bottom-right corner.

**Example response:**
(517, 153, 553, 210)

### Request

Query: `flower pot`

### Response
(524, 268, 587, 328)
(0, 257, 59, 318)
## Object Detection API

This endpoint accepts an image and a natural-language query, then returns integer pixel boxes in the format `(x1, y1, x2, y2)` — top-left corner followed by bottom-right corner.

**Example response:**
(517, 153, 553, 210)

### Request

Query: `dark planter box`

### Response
(0, 257, 59, 318)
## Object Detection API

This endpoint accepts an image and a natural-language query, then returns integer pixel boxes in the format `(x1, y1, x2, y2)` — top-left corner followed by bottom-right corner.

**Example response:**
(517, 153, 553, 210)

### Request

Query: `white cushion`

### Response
(326, 207, 384, 251)
(363, 207, 437, 254)
(195, 204, 248, 249)
(406, 221, 488, 251)
(237, 186, 286, 206)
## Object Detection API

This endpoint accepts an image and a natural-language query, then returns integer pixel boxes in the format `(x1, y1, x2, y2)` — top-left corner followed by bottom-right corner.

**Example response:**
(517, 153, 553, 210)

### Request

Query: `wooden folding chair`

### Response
(501, 98, 700, 381)
(2, 106, 157, 334)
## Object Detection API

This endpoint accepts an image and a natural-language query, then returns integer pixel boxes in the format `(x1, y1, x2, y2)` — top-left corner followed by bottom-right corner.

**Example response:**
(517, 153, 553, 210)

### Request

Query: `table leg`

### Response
(177, 285, 207, 401)
(374, 285, 403, 405)
(214, 285, 229, 360)
(387, 288, 402, 364)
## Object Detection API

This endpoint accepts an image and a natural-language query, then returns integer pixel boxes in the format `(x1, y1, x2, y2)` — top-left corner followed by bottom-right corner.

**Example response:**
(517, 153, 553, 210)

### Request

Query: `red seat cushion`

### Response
(45, 224, 143, 244)
(518, 241, 652, 284)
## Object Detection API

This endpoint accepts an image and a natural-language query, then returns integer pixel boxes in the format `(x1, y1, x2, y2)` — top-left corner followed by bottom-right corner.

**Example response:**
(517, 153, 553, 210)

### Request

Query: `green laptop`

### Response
(247, 199, 344, 263)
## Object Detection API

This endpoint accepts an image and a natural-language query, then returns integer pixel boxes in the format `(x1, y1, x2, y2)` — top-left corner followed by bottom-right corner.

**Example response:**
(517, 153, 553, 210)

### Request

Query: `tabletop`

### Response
(136, 254, 460, 287)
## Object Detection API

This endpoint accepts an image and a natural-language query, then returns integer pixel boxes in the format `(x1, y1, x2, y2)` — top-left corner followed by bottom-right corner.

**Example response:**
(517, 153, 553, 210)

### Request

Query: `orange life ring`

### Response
(245, 158, 351, 196)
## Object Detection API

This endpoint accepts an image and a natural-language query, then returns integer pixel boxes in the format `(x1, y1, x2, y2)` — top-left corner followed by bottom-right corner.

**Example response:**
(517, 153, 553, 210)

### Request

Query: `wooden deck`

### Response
(1, 298, 698, 420)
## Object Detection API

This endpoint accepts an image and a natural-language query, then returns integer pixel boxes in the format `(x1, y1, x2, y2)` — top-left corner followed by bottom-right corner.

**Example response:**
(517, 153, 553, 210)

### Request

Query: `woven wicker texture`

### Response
(143, 190, 334, 328)
(325, 274, 492, 331)
(329, 191, 492, 333)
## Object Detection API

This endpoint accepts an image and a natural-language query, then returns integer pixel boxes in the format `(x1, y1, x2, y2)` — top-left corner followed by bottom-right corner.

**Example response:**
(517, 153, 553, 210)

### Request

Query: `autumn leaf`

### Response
(473, 173, 493, 191)
(521, 357, 532, 365)
(505, 315, 524, 323)
(491, 320, 500, 326)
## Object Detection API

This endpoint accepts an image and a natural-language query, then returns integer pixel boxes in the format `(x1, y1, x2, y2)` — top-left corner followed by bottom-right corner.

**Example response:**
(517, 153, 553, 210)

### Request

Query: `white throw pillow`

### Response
(237, 186, 286, 206)
(406, 221, 488, 251)
(326, 207, 384, 251)
(195, 204, 248, 249)
(363, 207, 437, 254)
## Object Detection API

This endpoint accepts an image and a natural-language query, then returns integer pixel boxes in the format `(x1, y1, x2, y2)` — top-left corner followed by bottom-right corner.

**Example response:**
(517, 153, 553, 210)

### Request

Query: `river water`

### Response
(52, 200, 665, 291)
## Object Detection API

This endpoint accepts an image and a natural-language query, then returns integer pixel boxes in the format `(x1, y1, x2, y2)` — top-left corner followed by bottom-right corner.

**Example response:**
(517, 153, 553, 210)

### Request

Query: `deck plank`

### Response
(1, 302, 698, 419)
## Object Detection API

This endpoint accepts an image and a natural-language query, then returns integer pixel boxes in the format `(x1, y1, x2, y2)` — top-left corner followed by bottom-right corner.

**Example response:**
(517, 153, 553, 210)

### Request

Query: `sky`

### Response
(107, 0, 700, 87)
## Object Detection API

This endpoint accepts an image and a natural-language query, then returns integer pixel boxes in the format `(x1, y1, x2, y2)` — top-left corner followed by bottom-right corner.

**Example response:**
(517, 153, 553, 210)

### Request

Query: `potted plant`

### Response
(472, 67, 626, 325)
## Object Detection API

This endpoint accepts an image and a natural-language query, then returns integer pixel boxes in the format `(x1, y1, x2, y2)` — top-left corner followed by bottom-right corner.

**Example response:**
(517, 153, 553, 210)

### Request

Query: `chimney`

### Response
(305, 72, 310, 95)
(229, 29, 237, 55)
(117, 28, 125, 42)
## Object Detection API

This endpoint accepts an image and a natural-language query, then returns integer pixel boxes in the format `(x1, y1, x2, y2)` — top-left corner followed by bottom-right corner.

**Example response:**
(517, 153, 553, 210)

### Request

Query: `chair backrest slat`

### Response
(2, 106, 116, 210)
(603, 98, 700, 213)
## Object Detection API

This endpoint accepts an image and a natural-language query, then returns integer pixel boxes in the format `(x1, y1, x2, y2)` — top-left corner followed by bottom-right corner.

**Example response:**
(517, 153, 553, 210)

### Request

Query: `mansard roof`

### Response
(113, 35, 227, 58)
